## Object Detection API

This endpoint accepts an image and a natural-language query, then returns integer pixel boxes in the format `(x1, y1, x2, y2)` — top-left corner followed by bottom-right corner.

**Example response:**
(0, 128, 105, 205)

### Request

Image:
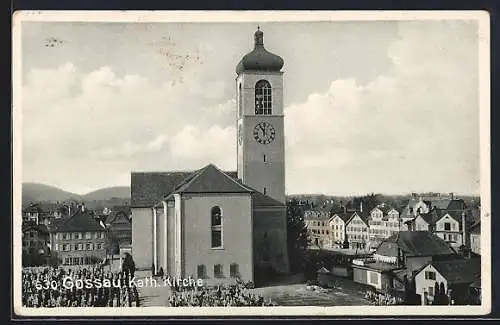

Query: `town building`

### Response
(329, 212, 351, 248)
(367, 204, 401, 250)
(22, 202, 66, 226)
(131, 28, 289, 284)
(414, 258, 481, 305)
(351, 231, 458, 297)
(433, 210, 467, 249)
(49, 205, 107, 266)
(304, 209, 331, 248)
(406, 202, 470, 250)
(469, 221, 481, 255)
(22, 221, 50, 258)
(105, 209, 132, 247)
(345, 211, 370, 250)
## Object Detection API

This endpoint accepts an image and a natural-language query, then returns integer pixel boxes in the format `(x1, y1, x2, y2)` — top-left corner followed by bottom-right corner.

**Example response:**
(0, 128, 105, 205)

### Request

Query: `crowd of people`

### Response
(22, 265, 140, 307)
(364, 290, 404, 305)
(167, 283, 276, 307)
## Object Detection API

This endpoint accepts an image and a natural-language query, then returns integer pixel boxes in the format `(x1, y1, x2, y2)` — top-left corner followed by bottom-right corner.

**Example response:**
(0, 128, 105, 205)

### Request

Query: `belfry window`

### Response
(211, 206, 223, 248)
(255, 80, 272, 115)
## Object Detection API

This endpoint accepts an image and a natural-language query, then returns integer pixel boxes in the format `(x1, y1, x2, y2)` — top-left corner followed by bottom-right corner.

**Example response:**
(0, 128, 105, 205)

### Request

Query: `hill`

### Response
(82, 186, 130, 201)
(22, 183, 131, 208)
(22, 183, 82, 204)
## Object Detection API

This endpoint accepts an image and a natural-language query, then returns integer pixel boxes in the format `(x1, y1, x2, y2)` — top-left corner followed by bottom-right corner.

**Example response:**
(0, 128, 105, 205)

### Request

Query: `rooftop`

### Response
(131, 169, 238, 207)
(429, 258, 481, 285)
(50, 209, 105, 233)
(376, 231, 456, 257)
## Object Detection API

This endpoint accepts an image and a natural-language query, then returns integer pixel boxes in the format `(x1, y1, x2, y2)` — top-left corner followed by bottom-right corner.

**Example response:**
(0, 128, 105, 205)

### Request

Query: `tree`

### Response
(433, 282, 441, 305)
(286, 198, 310, 273)
(439, 282, 448, 305)
(122, 253, 136, 279)
(105, 229, 120, 264)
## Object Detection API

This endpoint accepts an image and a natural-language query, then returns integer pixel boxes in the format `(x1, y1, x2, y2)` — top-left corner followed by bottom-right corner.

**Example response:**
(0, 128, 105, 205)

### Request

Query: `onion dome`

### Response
(236, 27, 284, 75)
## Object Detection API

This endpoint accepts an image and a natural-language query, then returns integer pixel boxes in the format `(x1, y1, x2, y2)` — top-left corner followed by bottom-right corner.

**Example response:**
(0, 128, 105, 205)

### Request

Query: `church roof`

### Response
(132, 164, 284, 208)
(173, 164, 252, 194)
(130, 169, 238, 207)
(236, 28, 284, 75)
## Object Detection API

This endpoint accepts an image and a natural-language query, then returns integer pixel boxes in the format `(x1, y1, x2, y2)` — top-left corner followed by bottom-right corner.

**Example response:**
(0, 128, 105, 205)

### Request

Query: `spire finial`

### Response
(254, 26, 264, 46)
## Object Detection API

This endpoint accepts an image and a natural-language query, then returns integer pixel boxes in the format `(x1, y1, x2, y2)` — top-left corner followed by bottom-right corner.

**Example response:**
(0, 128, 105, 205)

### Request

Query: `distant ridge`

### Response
(22, 183, 131, 206)
(83, 186, 130, 201)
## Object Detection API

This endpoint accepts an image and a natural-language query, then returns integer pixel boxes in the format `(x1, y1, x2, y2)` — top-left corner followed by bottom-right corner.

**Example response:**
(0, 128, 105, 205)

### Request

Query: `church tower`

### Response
(236, 28, 285, 204)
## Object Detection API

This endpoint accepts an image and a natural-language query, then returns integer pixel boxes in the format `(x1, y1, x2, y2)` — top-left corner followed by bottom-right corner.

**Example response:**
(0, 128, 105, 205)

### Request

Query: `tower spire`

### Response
(254, 26, 264, 47)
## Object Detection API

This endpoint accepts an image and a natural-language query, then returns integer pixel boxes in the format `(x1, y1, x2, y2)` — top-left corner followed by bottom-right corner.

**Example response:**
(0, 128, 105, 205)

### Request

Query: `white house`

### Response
(368, 205, 401, 250)
(346, 212, 369, 250)
(328, 212, 352, 248)
(434, 211, 466, 249)
(414, 259, 481, 305)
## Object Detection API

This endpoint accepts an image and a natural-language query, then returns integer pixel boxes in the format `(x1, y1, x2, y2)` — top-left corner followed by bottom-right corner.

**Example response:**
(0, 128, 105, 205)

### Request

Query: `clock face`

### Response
(253, 121, 276, 145)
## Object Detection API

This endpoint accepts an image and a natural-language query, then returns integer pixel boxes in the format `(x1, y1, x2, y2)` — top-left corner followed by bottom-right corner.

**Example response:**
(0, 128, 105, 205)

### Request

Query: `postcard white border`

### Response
(12, 10, 491, 317)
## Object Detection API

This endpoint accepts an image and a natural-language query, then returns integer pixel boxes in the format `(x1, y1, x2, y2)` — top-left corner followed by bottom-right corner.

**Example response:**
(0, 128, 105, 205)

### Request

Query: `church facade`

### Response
(131, 28, 289, 283)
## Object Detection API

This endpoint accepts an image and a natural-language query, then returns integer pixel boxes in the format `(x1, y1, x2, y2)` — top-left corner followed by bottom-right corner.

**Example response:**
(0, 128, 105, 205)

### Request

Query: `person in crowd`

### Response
(22, 265, 140, 308)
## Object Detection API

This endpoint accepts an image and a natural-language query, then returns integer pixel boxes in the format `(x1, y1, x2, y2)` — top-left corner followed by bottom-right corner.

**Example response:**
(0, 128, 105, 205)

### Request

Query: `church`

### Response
(131, 28, 289, 283)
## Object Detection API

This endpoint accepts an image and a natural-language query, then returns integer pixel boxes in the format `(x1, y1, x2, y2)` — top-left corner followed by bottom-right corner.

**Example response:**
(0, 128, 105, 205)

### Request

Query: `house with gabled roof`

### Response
(351, 231, 458, 296)
(329, 212, 352, 248)
(367, 204, 402, 250)
(414, 257, 481, 305)
(304, 209, 331, 248)
(345, 211, 370, 250)
(48, 205, 107, 266)
(105, 210, 132, 247)
(22, 221, 50, 258)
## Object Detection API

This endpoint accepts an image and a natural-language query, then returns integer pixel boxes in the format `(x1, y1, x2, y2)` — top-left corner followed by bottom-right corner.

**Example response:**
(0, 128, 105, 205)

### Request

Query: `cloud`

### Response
(21, 59, 235, 192)
(285, 21, 479, 195)
(21, 21, 480, 195)
(169, 124, 236, 170)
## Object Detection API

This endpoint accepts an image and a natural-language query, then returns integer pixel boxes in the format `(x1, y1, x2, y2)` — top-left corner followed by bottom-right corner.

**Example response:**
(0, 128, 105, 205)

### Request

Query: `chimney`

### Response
(450, 192, 454, 200)
(81, 203, 85, 212)
(360, 200, 363, 213)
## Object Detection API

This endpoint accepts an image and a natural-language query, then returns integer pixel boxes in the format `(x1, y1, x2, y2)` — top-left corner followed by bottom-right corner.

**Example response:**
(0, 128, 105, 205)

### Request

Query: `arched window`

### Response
(211, 206, 223, 248)
(255, 80, 272, 115)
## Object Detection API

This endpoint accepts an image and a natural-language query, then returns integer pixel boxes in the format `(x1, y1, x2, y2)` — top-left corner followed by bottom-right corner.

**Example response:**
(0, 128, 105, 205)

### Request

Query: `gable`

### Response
(436, 214, 459, 226)
(174, 164, 251, 194)
(370, 208, 383, 218)
(415, 264, 445, 281)
(330, 215, 345, 225)
(415, 215, 429, 225)
(348, 213, 367, 226)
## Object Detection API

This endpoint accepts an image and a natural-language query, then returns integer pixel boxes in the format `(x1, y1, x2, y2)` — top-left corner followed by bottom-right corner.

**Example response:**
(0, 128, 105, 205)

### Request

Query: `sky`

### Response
(19, 19, 481, 196)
